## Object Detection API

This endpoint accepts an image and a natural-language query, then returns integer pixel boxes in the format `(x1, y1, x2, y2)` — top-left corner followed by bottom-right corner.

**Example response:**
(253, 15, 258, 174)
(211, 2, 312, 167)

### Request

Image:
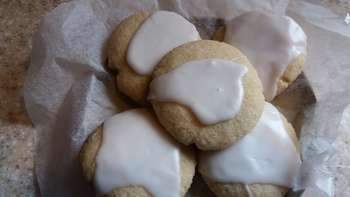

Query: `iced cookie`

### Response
(213, 11, 307, 101)
(199, 102, 300, 197)
(148, 40, 265, 150)
(80, 109, 196, 197)
(108, 11, 200, 104)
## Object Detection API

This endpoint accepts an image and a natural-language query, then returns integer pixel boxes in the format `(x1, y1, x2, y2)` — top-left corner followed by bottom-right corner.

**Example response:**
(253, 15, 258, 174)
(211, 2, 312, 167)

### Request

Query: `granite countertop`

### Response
(0, 1, 65, 196)
(1, 0, 350, 197)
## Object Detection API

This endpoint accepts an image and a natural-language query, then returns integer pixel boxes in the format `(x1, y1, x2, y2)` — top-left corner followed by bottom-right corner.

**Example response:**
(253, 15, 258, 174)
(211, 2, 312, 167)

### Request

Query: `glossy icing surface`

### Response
(199, 103, 301, 187)
(149, 59, 247, 125)
(127, 11, 200, 75)
(224, 11, 307, 100)
(95, 109, 181, 196)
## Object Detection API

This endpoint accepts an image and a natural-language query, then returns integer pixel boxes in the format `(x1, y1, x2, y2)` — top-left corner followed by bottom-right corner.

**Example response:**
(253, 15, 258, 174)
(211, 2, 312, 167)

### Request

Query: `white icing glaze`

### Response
(127, 11, 200, 75)
(199, 102, 301, 187)
(224, 11, 307, 101)
(95, 109, 181, 196)
(148, 59, 247, 125)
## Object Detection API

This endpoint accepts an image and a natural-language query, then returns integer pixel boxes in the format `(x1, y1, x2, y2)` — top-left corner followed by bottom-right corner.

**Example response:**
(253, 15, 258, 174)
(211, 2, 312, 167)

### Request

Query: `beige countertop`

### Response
(0, 0, 65, 196)
(1, 0, 350, 197)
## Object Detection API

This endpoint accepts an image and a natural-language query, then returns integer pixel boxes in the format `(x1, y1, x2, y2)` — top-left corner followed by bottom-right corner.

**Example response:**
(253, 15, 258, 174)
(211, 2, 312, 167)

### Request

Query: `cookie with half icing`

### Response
(108, 11, 200, 105)
(213, 11, 307, 101)
(148, 40, 265, 150)
(198, 103, 300, 197)
(80, 109, 196, 197)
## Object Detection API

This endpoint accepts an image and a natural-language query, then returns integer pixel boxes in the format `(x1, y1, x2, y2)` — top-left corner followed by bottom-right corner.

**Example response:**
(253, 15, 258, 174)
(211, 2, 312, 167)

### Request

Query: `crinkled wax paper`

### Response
(24, 0, 350, 196)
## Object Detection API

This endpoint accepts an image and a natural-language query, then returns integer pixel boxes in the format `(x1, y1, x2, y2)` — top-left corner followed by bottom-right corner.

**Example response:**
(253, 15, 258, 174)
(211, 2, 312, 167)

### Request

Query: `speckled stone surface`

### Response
(1, 0, 350, 197)
(0, 0, 66, 196)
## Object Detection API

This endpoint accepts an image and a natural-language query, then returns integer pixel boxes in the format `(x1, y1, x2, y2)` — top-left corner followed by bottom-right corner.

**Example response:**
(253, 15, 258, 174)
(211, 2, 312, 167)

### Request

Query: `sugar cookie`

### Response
(108, 11, 200, 104)
(213, 11, 307, 101)
(80, 109, 196, 196)
(199, 103, 300, 197)
(149, 40, 264, 150)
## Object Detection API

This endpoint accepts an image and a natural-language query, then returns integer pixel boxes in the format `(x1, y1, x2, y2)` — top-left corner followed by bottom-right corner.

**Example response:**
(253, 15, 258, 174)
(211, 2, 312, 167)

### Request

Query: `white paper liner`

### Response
(24, 0, 350, 196)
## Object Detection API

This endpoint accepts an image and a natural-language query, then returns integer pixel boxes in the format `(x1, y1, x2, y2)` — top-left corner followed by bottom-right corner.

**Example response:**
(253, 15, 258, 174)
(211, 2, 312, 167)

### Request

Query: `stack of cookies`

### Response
(79, 10, 307, 197)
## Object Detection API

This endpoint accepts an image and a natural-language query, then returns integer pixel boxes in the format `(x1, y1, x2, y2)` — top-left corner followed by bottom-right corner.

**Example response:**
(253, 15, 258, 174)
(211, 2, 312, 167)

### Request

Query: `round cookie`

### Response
(108, 11, 151, 105)
(212, 12, 306, 100)
(108, 11, 200, 105)
(79, 110, 196, 197)
(200, 106, 300, 197)
(150, 40, 265, 150)
(212, 13, 306, 100)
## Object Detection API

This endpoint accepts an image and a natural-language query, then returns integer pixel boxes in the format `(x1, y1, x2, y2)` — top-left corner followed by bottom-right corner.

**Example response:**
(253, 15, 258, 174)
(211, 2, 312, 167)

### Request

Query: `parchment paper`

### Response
(24, 0, 350, 196)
